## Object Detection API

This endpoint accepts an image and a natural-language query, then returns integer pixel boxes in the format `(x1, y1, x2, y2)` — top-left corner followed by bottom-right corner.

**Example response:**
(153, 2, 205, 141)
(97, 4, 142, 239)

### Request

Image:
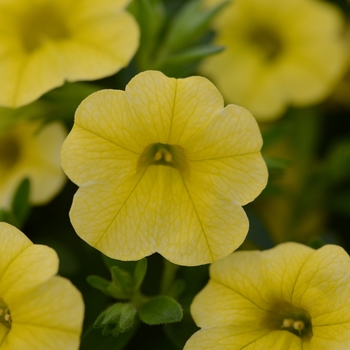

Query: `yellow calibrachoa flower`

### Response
(201, 0, 346, 121)
(0, 222, 84, 349)
(61, 70, 268, 266)
(185, 242, 350, 349)
(0, 117, 66, 209)
(0, 0, 139, 108)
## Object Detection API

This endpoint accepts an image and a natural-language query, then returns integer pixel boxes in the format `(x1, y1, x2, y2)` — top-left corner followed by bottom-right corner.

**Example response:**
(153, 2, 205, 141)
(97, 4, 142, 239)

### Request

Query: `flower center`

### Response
(247, 26, 283, 61)
(137, 143, 188, 173)
(0, 134, 21, 171)
(0, 298, 11, 346)
(19, 4, 70, 52)
(264, 302, 312, 340)
(0, 298, 11, 329)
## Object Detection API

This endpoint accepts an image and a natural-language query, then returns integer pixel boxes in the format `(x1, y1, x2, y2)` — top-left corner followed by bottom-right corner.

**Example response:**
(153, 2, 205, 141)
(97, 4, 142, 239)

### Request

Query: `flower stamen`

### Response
(0, 300, 12, 329)
(138, 143, 188, 173)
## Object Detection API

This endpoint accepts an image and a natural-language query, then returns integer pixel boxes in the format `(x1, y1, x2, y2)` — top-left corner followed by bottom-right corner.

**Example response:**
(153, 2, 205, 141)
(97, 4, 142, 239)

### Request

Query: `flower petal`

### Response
(0, 245, 58, 302)
(9, 276, 83, 344)
(259, 242, 314, 303)
(70, 165, 249, 265)
(290, 245, 350, 336)
(184, 327, 302, 350)
(190, 280, 266, 329)
(0, 223, 32, 280)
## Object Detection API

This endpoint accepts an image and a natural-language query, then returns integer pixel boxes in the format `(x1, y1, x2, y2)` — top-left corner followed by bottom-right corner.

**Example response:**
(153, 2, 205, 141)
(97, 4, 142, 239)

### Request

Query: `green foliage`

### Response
(0, 178, 31, 228)
(138, 296, 183, 325)
(94, 303, 137, 336)
(88, 257, 183, 344)
(87, 258, 148, 300)
(130, 0, 226, 77)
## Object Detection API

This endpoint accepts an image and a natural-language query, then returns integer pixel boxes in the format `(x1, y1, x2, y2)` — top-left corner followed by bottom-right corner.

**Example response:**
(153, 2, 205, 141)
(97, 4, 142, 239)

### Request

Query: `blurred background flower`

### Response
(0, 0, 139, 107)
(200, 0, 347, 121)
(0, 112, 66, 214)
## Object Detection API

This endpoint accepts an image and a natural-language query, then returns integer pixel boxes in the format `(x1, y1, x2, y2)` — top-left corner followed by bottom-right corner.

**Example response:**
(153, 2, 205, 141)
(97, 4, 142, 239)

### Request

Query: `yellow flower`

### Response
(0, 117, 66, 209)
(201, 0, 346, 121)
(61, 70, 268, 266)
(185, 242, 350, 349)
(0, 222, 84, 349)
(0, 0, 139, 108)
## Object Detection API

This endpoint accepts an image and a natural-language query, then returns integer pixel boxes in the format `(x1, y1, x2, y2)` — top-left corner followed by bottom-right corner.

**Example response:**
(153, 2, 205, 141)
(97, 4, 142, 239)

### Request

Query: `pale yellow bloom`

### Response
(0, 222, 84, 349)
(61, 70, 268, 266)
(185, 242, 350, 349)
(0, 0, 139, 108)
(0, 117, 66, 209)
(201, 0, 346, 121)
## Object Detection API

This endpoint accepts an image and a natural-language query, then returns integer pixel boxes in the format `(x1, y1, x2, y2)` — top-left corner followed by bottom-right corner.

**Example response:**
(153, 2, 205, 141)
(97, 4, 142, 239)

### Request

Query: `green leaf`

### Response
(162, 0, 228, 53)
(138, 296, 183, 325)
(159, 44, 224, 68)
(325, 139, 350, 183)
(129, 0, 165, 68)
(133, 258, 148, 290)
(94, 303, 137, 336)
(87, 275, 120, 299)
(111, 266, 134, 296)
(11, 178, 31, 227)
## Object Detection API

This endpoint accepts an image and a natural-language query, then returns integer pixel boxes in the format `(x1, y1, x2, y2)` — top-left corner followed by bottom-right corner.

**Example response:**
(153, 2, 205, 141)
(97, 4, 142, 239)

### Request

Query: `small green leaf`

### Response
(94, 303, 124, 327)
(87, 275, 120, 299)
(11, 178, 31, 227)
(129, 0, 165, 68)
(118, 304, 137, 332)
(159, 44, 224, 68)
(138, 296, 183, 325)
(325, 139, 350, 183)
(94, 303, 137, 337)
(133, 258, 148, 290)
(162, 0, 228, 53)
(111, 266, 134, 296)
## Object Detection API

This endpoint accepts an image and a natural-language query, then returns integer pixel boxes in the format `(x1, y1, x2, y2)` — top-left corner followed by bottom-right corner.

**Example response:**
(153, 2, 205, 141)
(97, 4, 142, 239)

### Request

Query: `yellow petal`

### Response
(209, 250, 271, 310)
(0, 223, 32, 280)
(259, 242, 314, 303)
(56, 11, 139, 82)
(12, 275, 83, 331)
(191, 280, 266, 329)
(290, 245, 350, 337)
(1, 326, 79, 350)
(70, 165, 249, 265)
(0, 245, 58, 302)
(184, 327, 302, 350)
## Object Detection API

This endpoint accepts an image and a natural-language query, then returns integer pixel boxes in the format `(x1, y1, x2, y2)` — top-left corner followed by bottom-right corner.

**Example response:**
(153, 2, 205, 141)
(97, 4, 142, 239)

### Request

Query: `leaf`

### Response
(325, 139, 350, 183)
(162, 0, 228, 53)
(94, 303, 137, 335)
(111, 266, 135, 296)
(160, 44, 224, 67)
(133, 258, 148, 290)
(87, 275, 120, 299)
(11, 177, 31, 227)
(138, 296, 183, 325)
